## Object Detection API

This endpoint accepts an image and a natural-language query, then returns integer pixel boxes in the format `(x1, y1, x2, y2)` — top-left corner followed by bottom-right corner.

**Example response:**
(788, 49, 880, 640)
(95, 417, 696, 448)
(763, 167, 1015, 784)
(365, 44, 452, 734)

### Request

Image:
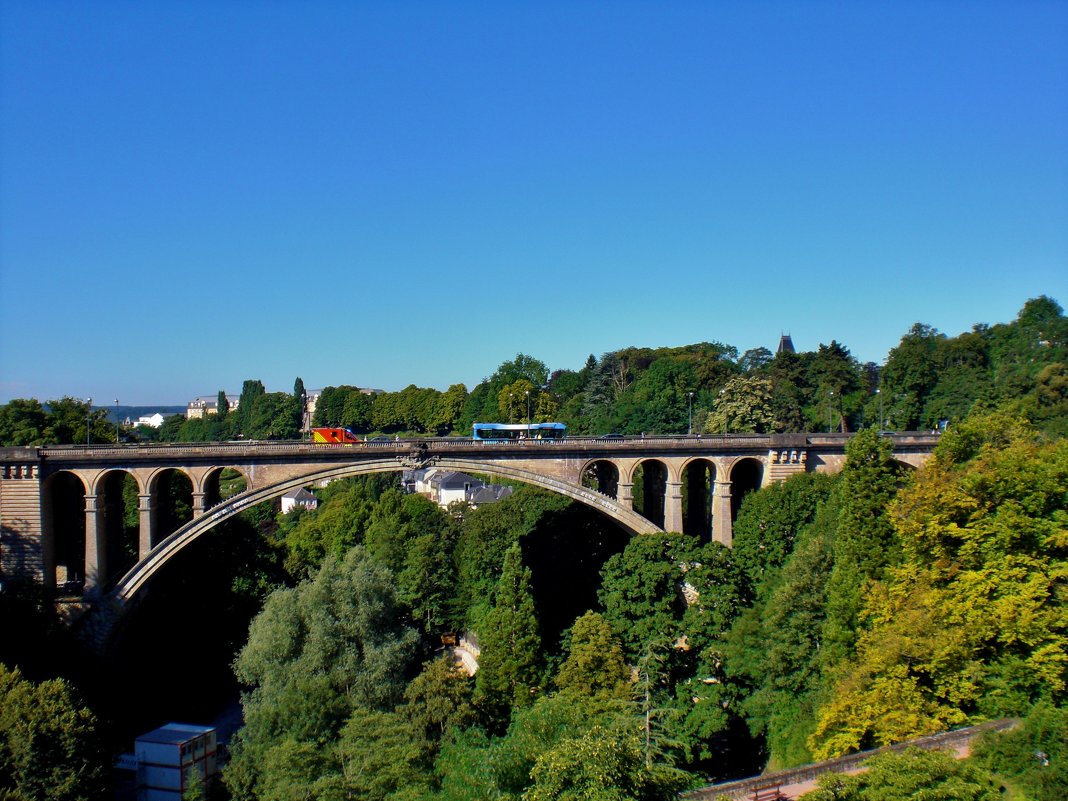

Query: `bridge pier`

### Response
(665, 481, 683, 533)
(83, 492, 106, 590)
(138, 494, 155, 558)
(618, 482, 634, 510)
(712, 480, 733, 547)
(192, 492, 207, 518)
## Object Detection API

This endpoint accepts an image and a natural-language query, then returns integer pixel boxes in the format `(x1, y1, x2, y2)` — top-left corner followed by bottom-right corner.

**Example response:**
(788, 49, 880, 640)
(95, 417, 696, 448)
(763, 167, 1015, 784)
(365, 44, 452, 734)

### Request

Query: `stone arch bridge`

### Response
(1, 432, 937, 608)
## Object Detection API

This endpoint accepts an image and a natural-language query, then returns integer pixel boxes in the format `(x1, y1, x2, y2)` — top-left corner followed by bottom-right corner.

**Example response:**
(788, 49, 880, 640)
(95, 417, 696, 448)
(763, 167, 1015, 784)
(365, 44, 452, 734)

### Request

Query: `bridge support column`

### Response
(84, 492, 107, 590)
(138, 494, 156, 558)
(664, 482, 683, 533)
(711, 480, 733, 547)
(618, 483, 634, 510)
(192, 492, 207, 518)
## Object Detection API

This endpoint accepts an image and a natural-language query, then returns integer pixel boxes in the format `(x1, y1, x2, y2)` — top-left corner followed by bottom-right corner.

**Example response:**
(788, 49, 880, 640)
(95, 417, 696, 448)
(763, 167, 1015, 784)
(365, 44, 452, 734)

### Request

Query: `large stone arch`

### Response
(145, 467, 195, 548)
(110, 457, 660, 609)
(581, 459, 620, 499)
(41, 470, 88, 591)
(681, 457, 718, 540)
(727, 456, 765, 521)
(97, 469, 140, 587)
(627, 458, 668, 529)
(199, 465, 251, 510)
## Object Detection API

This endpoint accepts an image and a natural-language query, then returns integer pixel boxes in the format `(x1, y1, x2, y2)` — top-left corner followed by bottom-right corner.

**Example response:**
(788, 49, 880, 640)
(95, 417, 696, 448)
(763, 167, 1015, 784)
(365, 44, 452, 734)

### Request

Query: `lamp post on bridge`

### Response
(86, 398, 92, 445)
(114, 399, 120, 443)
(877, 388, 883, 432)
(688, 391, 694, 435)
(526, 390, 531, 439)
(828, 391, 834, 433)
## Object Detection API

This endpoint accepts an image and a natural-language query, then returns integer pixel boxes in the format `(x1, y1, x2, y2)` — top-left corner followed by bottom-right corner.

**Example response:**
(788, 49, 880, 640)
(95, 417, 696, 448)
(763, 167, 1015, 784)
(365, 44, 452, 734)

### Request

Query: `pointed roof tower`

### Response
(776, 333, 795, 354)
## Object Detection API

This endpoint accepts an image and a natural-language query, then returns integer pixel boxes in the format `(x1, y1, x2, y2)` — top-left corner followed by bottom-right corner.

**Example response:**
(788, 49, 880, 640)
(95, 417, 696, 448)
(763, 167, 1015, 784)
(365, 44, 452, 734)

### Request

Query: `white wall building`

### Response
(281, 487, 318, 513)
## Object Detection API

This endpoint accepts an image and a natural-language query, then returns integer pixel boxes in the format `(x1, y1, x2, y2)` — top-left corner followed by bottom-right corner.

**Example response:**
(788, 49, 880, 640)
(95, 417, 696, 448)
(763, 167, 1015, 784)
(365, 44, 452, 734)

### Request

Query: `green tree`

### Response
(705, 375, 777, 434)
(246, 392, 300, 440)
(334, 707, 432, 801)
(233, 379, 266, 437)
(598, 534, 689, 659)
(225, 546, 418, 800)
(0, 399, 48, 446)
(524, 723, 690, 801)
(454, 488, 570, 629)
(555, 611, 629, 699)
(398, 522, 461, 634)
(801, 747, 1002, 801)
(401, 656, 476, 744)
(0, 664, 109, 801)
(821, 429, 906, 664)
(475, 544, 544, 717)
(499, 379, 536, 423)
(972, 703, 1068, 801)
(724, 498, 840, 769)
(730, 471, 837, 596)
(435, 383, 469, 435)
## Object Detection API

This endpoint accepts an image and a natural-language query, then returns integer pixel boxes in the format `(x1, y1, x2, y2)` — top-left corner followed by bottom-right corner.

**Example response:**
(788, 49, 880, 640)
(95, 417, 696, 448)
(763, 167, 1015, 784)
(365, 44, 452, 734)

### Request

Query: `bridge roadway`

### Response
(0, 432, 939, 614)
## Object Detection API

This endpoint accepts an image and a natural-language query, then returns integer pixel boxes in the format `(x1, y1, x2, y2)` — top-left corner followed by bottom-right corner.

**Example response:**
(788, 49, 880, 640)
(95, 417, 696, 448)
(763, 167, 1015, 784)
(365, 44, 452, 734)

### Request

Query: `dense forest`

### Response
(1, 297, 1066, 801)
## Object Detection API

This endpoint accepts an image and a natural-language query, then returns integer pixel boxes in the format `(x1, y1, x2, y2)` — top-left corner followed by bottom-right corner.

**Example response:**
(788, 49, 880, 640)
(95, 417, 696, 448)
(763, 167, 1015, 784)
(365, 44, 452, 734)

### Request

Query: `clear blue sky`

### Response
(2, 1, 1066, 406)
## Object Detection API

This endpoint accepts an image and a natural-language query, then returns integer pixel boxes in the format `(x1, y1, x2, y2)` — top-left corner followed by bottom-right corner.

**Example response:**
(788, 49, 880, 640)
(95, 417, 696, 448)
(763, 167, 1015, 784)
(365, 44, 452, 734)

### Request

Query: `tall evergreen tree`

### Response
(475, 543, 543, 718)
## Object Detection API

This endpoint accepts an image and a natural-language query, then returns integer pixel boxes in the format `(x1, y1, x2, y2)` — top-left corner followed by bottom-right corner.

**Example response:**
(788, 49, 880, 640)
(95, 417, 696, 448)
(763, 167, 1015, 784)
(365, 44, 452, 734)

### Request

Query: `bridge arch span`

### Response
(112, 457, 660, 609)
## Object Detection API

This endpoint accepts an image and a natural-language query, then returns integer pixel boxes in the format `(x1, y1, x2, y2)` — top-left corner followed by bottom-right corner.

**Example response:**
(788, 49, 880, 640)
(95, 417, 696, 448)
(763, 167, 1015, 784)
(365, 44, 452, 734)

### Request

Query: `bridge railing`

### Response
(19, 431, 939, 461)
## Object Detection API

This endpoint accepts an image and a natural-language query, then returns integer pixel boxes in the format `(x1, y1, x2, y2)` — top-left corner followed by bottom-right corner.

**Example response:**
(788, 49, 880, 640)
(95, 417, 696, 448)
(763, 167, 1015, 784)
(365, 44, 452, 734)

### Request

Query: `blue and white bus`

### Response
(472, 422, 567, 442)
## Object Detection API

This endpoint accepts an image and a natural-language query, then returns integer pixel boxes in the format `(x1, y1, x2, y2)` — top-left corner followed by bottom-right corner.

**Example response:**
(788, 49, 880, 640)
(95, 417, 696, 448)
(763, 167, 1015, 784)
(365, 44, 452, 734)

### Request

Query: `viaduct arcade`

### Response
(0, 432, 938, 611)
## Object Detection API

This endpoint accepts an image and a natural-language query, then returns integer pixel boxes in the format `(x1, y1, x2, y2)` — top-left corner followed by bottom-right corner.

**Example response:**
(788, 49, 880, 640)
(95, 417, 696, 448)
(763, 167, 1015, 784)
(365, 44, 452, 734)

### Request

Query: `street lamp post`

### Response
(509, 393, 514, 424)
(828, 391, 834, 433)
(877, 388, 883, 432)
(114, 399, 120, 442)
(525, 390, 531, 439)
(86, 398, 92, 445)
(688, 391, 694, 435)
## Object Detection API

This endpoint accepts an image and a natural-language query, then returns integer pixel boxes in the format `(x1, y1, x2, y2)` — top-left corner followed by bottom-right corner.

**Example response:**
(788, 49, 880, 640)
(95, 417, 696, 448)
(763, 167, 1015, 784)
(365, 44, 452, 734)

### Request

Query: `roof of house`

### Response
(776, 334, 796, 354)
(137, 723, 215, 746)
(469, 485, 513, 504)
(282, 488, 317, 501)
(437, 471, 482, 490)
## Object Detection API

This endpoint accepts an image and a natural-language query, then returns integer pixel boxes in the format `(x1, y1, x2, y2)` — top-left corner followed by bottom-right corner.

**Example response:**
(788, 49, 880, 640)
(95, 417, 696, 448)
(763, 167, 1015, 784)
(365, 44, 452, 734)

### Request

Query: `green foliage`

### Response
(972, 704, 1068, 801)
(0, 398, 49, 445)
(801, 747, 1003, 801)
(598, 534, 688, 659)
(722, 497, 840, 768)
(704, 375, 776, 434)
(0, 664, 109, 801)
(334, 706, 433, 801)
(402, 656, 476, 744)
(821, 429, 907, 664)
(730, 471, 838, 595)
(809, 421, 1068, 759)
(524, 723, 690, 801)
(454, 487, 570, 629)
(225, 546, 418, 800)
(475, 544, 544, 718)
(277, 475, 394, 577)
(555, 612, 629, 699)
